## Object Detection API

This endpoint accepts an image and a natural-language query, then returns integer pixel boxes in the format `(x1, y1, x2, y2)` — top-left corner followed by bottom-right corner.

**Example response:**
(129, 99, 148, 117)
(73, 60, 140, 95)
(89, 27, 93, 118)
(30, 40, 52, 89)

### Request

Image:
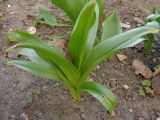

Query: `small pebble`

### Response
(129, 109, 133, 113)
(111, 110, 116, 117)
(156, 117, 160, 120)
(96, 65, 100, 69)
(27, 26, 36, 34)
(7, 4, 12, 7)
(122, 85, 129, 90)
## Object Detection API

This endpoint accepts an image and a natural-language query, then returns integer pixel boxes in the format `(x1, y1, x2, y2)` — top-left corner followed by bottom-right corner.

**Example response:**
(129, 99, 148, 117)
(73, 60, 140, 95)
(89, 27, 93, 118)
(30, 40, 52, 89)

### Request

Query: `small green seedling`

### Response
(139, 80, 154, 96)
(6, 1, 160, 114)
(143, 9, 160, 54)
(33, 8, 72, 27)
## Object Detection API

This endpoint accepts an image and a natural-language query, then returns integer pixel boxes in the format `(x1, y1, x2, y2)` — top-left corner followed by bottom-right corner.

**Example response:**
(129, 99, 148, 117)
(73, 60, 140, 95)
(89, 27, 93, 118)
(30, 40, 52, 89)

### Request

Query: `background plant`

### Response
(35, 0, 103, 27)
(143, 10, 160, 54)
(6, 1, 160, 114)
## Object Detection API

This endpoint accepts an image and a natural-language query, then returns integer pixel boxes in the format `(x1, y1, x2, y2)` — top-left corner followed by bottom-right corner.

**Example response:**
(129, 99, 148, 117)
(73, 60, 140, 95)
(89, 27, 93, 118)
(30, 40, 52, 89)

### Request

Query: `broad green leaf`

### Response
(52, 0, 86, 23)
(80, 81, 117, 113)
(68, 1, 99, 69)
(7, 31, 80, 86)
(7, 30, 62, 55)
(39, 8, 58, 27)
(19, 48, 70, 84)
(19, 48, 50, 67)
(7, 60, 60, 80)
(7, 43, 80, 88)
(81, 24, 160, 80)
(101, 11, 122, 40)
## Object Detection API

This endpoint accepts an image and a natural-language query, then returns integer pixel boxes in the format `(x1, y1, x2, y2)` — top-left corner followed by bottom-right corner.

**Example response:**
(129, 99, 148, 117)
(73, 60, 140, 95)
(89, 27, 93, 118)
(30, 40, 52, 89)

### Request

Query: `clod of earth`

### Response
(132, 59, 153, 79)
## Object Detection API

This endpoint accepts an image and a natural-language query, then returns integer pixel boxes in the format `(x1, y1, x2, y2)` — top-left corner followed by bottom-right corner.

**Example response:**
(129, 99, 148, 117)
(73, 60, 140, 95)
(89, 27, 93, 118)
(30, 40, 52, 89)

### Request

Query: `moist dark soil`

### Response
(0, 0, 160, 120)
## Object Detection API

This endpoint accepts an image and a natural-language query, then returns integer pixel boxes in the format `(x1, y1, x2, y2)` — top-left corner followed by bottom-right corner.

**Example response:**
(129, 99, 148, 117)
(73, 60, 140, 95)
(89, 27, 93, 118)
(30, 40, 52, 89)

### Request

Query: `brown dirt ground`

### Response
(0, 0, 160, 120)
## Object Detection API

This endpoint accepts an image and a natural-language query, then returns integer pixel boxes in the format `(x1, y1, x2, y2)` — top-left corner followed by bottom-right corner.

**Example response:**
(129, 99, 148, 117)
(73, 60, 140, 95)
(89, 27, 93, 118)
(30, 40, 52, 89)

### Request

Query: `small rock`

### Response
(117, 54, 127, 61)
(121, 23, 131, 29)
(129, 109, 133, 113)
(27, 26, 36, 34)
(7, 4, 12, 7)
(156, 117, 160, 120)
(111, 110, 116, 117)
(96, 65, 100, 69)
(122, 85, 129, 90)
(138, 117, 145, 120)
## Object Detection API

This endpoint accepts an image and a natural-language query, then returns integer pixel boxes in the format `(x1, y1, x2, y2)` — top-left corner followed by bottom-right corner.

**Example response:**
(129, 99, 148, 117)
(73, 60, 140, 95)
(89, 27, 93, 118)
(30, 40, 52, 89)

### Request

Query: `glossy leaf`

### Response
(80, 81, 117, 113)
(52, 0, 86, 23)
(7, 31, 80, 87)
(81, 24, 160, 80)
(68, 1, 99, 69)
(7, 60, 60, 80)
(101, 11, 122, 40)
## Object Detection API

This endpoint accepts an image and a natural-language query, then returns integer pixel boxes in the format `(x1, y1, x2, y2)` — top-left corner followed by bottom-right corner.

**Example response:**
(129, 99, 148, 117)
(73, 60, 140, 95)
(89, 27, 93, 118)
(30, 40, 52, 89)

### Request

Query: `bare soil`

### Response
(0, 0, 160, 120)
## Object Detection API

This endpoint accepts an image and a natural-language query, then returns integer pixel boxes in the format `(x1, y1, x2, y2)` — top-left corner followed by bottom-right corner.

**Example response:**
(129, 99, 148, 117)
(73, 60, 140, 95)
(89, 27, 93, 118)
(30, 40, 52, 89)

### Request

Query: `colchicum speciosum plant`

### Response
(6, 1, 160, 114)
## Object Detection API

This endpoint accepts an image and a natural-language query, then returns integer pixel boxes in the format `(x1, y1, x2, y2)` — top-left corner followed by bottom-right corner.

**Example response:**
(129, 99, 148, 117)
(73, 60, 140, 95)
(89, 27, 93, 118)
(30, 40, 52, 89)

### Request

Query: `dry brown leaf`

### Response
(132, 59, 153, 79)
(152, 76, 160, 93)
(117, 54, 127, 61)
(48, 40, 64, 50)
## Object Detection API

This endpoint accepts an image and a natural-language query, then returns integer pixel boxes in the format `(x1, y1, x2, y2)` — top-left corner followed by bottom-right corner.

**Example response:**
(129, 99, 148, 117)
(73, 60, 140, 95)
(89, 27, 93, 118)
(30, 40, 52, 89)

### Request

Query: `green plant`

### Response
(35, 0, 103, 27)
(0, 0, 5, 4)
(52, 0, 103, 24)
(6, 1, 160, 113)
(143, 11, 160, 54)
(139, 80, 154, 96)
(33, 8, 72, 27)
